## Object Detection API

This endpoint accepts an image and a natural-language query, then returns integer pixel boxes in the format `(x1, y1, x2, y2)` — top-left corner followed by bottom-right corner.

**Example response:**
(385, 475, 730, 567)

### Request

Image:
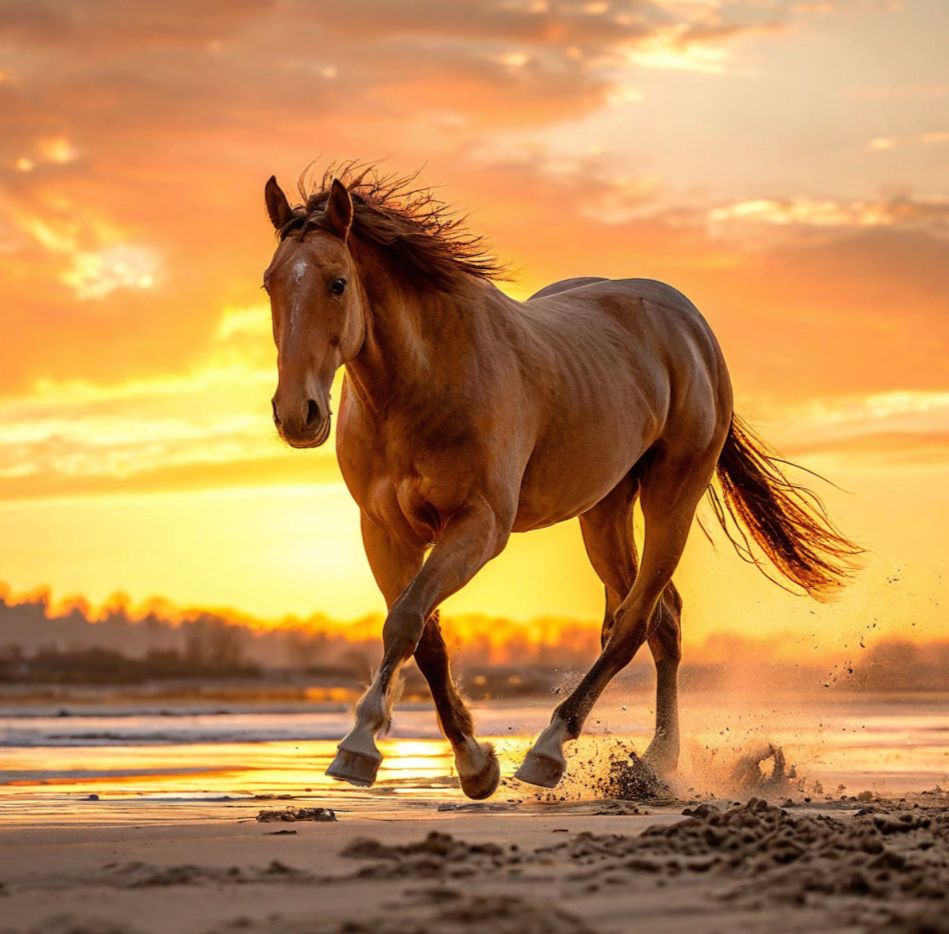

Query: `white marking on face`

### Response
(287, 260, 310, 332)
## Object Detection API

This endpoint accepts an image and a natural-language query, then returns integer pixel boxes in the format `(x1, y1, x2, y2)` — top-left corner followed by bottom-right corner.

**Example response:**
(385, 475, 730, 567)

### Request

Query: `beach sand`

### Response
(0, 788, 946, 934)
(1, 693, 947, 932)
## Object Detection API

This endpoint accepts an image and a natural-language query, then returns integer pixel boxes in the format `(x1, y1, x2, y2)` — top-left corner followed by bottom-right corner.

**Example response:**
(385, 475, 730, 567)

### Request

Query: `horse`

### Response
(261, 163, 860, 799)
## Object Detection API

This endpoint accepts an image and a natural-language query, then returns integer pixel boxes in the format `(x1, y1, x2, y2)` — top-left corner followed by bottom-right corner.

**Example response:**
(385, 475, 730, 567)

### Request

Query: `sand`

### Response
(0, 789, 945, 934)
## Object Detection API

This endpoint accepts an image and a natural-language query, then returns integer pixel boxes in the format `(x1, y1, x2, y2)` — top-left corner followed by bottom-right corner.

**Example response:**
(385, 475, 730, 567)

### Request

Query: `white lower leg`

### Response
(326, 674, 394, 786)
(514, 717, 570, 788)
(645, 658, 680, 772)
(453, 736, 501, 800)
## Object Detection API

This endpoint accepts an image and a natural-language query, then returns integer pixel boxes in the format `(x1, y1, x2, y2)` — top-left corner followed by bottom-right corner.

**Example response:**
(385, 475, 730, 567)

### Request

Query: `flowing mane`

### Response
(277, 161, 503, 291)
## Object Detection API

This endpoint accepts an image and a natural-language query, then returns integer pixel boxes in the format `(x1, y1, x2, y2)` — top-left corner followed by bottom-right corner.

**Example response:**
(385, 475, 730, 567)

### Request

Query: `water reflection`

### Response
(1, 694, 946, 826)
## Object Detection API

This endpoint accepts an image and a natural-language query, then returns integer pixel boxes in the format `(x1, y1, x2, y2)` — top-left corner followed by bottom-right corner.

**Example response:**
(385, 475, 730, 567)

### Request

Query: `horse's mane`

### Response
(279, 161, 503, 291)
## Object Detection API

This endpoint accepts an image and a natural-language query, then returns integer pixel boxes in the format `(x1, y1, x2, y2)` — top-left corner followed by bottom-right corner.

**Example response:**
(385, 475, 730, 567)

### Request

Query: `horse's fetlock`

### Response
(354, 687, 389, 730)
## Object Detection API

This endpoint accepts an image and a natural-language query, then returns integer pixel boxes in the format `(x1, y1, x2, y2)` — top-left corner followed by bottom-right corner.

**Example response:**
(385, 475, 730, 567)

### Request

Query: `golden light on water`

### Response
(2, 691, 945, 827)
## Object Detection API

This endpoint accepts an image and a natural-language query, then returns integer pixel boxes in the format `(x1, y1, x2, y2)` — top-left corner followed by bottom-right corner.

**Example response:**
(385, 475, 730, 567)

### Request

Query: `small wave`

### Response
(0, 709, 448, 747)
(0, 726, 352, 746)
(0, 703, 350, 720)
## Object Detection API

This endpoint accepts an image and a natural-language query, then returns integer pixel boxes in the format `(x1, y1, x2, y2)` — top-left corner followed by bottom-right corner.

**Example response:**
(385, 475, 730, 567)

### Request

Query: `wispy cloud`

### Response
(707, 194, 949, 245)
(757, 390, 949, 465)
(13, 202, 164, 300)
(867, 130, 949, 151)
(61, 243, 162, 300)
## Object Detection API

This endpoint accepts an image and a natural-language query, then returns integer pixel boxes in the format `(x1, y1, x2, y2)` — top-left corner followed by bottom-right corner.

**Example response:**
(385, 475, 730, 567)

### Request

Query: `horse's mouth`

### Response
(285, 415, 332, 449)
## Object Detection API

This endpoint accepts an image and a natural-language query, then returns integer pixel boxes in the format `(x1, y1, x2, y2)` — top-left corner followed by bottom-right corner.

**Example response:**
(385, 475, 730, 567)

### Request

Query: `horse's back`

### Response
(519, 273, 731, 463)
(528, 277, 608, 300)
(529, 276, 701, 316)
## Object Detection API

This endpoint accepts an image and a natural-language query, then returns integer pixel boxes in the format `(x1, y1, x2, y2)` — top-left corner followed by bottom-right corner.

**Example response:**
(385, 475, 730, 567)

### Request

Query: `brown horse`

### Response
(262, 164, 859, 799)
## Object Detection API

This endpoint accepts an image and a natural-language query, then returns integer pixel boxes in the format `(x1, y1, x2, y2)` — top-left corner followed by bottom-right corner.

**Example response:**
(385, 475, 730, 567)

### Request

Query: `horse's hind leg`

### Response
(576, 477, 684, 776)
(576, 476, 639, 651)
(516, 450, 714, 789)
(645, 583, 683, 774)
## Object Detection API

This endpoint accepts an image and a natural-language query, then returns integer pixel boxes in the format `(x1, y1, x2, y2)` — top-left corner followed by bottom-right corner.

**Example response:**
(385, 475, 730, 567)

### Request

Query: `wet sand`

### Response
(1, 692, 947, 932)
(0, 790, 946, 934)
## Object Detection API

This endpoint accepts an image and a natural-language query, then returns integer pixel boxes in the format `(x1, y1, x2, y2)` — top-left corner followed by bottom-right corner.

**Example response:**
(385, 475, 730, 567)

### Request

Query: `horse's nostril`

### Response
(271, 399, 281, 426)
(305, 399, 320, 427)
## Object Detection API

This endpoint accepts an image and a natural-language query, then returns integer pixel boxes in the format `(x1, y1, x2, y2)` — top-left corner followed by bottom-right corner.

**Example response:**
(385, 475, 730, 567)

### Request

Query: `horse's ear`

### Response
(324, 178, 353, 241)
(265, 176, 293, 231)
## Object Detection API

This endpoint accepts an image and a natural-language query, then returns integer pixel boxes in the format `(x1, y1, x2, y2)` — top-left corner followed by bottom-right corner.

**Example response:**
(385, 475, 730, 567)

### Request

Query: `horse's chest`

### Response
(360, 471, 459, 546)
(337, 423, 470, 546)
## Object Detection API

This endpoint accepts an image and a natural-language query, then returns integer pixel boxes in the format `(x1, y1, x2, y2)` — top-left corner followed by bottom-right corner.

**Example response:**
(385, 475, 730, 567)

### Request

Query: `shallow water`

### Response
(1, 690, 946, 826)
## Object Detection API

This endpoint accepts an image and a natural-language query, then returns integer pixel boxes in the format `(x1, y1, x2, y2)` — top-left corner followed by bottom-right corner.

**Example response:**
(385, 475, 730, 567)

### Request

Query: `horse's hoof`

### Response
(458, 746, 501, 800)
(643, 741, 679, 778)
(326, 747, 381, 787)
(514, 749, 565, 789)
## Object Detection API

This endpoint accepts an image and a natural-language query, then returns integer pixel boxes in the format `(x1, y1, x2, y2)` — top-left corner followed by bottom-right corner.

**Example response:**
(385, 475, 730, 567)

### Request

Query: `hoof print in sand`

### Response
(256, 806, 337, 823)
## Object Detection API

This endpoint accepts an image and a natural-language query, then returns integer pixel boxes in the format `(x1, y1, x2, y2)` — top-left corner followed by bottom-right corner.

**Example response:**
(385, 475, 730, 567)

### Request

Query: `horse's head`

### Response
(262, 176, 365, 448)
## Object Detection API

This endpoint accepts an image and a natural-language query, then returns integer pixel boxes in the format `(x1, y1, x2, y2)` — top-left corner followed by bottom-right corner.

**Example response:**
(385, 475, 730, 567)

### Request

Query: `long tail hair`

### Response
(706, 415, 862, 599)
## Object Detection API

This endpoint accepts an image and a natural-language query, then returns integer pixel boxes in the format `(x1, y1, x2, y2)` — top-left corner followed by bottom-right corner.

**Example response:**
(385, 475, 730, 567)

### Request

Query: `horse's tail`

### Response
(706, 414, 862, 600)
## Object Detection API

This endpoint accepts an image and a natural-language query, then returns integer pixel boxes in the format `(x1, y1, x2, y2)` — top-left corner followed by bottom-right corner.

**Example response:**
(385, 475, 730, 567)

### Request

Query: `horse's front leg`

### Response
(327, 500, 511, 789)
(414, 613, 501, 799)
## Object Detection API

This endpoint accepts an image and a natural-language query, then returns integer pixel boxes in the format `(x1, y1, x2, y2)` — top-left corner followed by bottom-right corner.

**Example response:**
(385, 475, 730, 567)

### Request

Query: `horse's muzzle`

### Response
(279, 414, 332, 449)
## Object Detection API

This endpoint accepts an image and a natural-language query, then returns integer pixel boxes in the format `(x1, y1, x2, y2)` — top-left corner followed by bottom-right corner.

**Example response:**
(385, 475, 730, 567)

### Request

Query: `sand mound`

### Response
(330, 800, 946, 931)
(29, 918, 147, 934)
(332, 891, 596, 934)
(341, 831, 512, 879)
(208, 890, 595, 934)
(867, 903, 949, 934)
(101, 859, 316, 888)
(538, 797, 948, 907)
(341, 799, 947, 904)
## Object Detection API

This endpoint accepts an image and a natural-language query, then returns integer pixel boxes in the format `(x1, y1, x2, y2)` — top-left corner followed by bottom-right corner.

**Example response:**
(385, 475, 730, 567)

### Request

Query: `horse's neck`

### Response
(345, 254, 490, 412)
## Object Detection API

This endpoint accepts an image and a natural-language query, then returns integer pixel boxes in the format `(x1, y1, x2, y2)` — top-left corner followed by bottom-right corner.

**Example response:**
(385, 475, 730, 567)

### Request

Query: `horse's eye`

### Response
(330, 277, 347, 296)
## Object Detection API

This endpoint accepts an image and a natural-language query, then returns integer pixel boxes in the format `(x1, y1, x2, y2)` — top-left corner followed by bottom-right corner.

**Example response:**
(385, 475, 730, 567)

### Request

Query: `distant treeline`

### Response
(0, 590, 946, 693)
(0, 645, 260, 684)
(0, 590, 600, 688)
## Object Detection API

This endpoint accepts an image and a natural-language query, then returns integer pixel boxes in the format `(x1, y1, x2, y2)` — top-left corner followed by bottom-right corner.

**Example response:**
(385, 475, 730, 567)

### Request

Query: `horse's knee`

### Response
(606, 612, 650, 668)
(600, 607, 615, 649)
(382, 606, 426, 657)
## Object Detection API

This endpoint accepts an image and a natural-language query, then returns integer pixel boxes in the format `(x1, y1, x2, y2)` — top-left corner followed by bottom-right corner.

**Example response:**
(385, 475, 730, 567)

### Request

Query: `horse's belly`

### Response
(512, 432, 648, 532)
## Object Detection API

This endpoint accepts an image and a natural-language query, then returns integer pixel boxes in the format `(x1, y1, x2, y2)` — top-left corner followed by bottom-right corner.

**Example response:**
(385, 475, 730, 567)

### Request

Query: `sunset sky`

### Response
(0, 0, 946, 654)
